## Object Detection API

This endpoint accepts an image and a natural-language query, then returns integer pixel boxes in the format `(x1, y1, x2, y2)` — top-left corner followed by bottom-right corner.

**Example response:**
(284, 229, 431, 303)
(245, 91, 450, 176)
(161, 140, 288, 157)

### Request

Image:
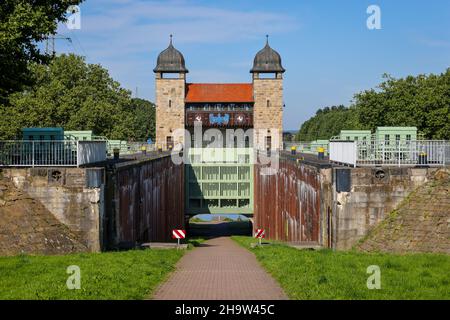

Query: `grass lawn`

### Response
(232, 236, 450, 300)
(0, 248, 184, 300)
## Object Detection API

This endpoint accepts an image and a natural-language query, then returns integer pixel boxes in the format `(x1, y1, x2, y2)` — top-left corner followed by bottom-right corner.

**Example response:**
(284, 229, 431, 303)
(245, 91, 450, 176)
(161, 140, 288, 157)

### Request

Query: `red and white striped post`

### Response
(254, 228, 265, 246)
(172, 229, 186, 248)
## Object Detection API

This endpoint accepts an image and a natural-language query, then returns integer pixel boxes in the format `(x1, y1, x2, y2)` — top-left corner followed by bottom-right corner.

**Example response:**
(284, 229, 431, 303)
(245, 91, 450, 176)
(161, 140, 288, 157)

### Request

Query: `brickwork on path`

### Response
(152, 237, 288, 300)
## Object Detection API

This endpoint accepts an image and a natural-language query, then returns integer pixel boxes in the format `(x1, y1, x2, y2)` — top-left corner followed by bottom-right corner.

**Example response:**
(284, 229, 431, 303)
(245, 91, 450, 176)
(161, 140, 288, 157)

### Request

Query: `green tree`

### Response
(296, 105, 360, 141)
(127, 98, 156, 142)
(0, 0, 83, 102)
(0, 54, 154, 141)
(297, 69, 450, 140)
(354, 71, 450, 139)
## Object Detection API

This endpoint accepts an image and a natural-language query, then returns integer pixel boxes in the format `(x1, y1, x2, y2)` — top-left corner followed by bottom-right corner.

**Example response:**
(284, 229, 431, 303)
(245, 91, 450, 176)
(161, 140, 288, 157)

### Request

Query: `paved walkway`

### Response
(152, 237, 288, 300)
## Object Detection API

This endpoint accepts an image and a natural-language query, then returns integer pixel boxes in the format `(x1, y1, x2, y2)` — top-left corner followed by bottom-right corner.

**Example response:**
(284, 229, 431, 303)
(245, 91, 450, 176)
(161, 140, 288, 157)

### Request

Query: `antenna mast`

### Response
(45, 35, 72, 57)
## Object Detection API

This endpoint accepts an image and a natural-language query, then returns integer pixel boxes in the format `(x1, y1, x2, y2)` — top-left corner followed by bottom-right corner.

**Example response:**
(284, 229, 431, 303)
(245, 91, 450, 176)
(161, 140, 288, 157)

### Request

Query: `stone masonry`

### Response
(252, 75, 283, 150)
(358, 169, 450, 254)
(334, 167, 441, 250)
(0, 174, 87, 256)
(0, 168, 104, 255)
(155, 74, 186, 150)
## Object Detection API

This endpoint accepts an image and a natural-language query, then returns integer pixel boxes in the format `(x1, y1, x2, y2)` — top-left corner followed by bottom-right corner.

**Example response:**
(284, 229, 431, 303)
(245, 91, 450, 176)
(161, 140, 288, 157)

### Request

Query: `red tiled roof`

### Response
(185, 83, 254, 103)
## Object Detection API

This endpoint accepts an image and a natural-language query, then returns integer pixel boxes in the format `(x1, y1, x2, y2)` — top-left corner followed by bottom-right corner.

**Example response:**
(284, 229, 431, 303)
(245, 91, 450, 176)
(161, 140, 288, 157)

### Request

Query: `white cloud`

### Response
(61, 0, 297, 56)
(56, 0, 298, 100)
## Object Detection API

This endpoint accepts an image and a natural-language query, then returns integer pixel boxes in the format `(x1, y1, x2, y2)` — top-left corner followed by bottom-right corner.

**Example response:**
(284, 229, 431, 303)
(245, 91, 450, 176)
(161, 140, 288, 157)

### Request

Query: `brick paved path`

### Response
(152, 237, 288, 300)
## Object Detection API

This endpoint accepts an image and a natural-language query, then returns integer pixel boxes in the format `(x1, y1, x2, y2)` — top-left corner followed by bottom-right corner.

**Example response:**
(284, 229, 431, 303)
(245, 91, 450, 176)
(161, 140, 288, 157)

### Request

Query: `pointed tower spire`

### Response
(250, 35, 285, 73)
(153, 34, 188, 73)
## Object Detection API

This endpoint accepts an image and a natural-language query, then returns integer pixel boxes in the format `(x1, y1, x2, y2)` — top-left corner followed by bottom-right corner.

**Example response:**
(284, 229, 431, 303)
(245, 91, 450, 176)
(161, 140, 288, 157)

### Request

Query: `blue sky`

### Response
(56, 0, 450, 130)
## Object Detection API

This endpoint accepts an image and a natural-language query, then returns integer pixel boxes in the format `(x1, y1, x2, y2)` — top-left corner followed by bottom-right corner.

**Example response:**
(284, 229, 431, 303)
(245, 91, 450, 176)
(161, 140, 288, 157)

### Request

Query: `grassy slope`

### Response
(0, 249, 184, 300)
(232, 236, 450, 300)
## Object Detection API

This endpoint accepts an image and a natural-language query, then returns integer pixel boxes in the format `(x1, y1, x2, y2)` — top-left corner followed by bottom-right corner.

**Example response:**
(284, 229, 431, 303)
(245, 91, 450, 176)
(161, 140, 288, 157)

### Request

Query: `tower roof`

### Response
(153, 35, 188, 73)
(250, 35, 285, 73)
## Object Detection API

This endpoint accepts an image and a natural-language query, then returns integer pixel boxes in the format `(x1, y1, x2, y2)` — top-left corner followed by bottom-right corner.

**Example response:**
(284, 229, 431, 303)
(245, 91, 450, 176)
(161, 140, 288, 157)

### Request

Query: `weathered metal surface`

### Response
(254, 156, 321, 242)
(108, 155, 184, 246)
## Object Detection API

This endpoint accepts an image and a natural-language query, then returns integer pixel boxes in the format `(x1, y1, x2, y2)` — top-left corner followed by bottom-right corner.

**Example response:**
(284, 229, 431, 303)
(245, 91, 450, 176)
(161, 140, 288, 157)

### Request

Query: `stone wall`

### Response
(358, 169, 450, 254)
(252, 77, 283, 150)
(333, 167, 439, 250)
(0, 167, 104, 255)
(155, 74, 186, 150)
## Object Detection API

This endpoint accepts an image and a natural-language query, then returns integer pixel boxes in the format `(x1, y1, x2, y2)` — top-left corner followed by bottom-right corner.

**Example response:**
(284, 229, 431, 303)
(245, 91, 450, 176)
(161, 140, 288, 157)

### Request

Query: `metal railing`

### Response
(106, 141, 156, 156)
(330, 140, 449, 167)
(0, 140, 107, 167)
(284, 141, 329, 155)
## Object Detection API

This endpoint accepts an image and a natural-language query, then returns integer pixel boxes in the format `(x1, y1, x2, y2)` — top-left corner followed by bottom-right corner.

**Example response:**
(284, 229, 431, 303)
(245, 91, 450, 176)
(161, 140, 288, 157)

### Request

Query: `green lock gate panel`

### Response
(185, 148, 253, 215)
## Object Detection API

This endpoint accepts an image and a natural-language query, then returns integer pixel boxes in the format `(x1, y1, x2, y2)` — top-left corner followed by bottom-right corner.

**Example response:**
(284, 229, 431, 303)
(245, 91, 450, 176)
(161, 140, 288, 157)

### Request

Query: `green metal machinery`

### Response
(185, 148, 253, 215)
(339, 130, 372, 142)
(374, 127, 418, 142)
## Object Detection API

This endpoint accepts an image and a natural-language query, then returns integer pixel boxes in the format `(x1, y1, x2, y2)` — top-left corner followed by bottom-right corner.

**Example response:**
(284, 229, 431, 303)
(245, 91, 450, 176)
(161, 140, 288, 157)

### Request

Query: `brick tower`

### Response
(153, 35, 188, 150)
(251, 36, 285, 150)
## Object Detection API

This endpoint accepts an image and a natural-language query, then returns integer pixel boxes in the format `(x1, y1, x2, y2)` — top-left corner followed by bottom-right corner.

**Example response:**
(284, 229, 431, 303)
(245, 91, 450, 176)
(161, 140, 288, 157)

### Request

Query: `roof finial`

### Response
(265, 34, 269, 45)
(169, 34, 173, 45)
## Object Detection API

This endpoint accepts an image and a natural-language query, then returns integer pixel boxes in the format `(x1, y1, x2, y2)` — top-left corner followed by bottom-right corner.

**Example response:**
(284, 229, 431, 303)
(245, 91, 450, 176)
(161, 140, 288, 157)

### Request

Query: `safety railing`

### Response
(284, 141, 329, 155)
(330, 140, 449, 167)
(0, 140, 107, 167)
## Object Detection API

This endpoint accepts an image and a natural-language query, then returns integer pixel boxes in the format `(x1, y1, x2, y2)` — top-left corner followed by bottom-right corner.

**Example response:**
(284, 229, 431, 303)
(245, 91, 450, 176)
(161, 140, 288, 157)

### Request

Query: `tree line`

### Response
(0, 1, 155, 141)
(296, 71, 450, 141)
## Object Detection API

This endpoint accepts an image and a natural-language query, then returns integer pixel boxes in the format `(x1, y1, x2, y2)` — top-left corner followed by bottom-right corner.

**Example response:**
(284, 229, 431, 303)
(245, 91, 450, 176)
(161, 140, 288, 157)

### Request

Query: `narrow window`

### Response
(169, 99, 172, 108)
(395, 134, 400, 141)
(265, 136, 272, 150)
(267, 100, 270, 108)
(166, 136, 174, 150)
(406, 134, 411, 141)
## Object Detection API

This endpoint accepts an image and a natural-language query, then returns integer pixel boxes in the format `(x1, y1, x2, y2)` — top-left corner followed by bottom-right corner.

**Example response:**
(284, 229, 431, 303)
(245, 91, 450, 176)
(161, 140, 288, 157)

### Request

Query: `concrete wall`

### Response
(253, 154, 441, 251)
(0, 167, 104, 254)
(333, 167, 438, 250)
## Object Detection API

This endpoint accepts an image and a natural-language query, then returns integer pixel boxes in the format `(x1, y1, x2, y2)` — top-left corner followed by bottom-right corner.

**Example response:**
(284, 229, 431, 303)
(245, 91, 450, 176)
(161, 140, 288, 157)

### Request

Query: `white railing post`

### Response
(443, 142, 446, 167)
(32, 141, 35, 168)
(76, 140, 79, 167)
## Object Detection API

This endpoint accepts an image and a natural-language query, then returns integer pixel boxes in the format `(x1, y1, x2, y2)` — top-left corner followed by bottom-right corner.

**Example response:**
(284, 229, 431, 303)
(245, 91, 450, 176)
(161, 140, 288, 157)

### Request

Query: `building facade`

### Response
(153, 36, 285, 151)
(153, 36, 285, 215)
